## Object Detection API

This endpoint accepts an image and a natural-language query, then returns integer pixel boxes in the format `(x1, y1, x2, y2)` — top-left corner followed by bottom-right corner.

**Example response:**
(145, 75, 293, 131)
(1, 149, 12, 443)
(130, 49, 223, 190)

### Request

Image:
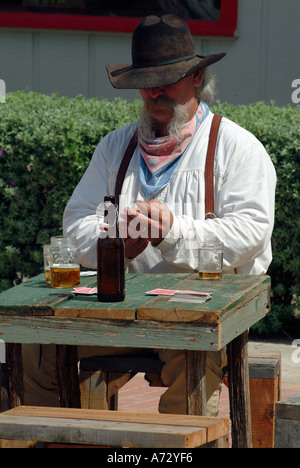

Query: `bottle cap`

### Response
(104, 195, 116, 204)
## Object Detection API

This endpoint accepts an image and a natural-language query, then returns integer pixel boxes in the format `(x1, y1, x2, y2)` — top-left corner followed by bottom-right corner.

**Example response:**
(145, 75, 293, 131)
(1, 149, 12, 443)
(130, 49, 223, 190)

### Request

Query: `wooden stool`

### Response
(0, 406, 230, 448)
(275, 394, 300, 448)
(223, 353, 281, 448)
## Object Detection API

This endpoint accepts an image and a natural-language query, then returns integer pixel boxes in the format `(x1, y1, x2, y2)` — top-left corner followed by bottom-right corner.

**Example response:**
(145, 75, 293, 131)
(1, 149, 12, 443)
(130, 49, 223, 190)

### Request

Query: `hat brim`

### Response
(106, 53, 226, 89)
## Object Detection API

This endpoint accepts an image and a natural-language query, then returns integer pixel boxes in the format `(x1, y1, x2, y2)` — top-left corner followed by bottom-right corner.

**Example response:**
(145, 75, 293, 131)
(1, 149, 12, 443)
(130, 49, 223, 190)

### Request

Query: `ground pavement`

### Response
(118, 338, 300, 417)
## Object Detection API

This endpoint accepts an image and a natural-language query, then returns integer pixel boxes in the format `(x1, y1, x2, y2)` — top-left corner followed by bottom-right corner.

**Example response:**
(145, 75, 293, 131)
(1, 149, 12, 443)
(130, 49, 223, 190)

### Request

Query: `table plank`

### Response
(0, 315, 219, 350)
(0, 274, 71, 316)
(0, 273, 190, 320)
(55, 273, 189, 319)
(137, 274, 270, 323)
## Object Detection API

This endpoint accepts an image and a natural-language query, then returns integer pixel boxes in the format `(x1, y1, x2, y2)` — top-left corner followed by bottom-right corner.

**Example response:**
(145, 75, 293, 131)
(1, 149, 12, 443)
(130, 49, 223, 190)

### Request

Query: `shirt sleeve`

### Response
(63, 140, 109, 269)
(156, 141, 277, 272)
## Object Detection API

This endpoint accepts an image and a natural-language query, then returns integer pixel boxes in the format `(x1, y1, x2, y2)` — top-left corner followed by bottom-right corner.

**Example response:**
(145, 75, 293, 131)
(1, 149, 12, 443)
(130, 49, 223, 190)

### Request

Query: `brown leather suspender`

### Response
(115, 114, 222, 216)
(115, 129, 138, 207)
(205, 113, 222, 219)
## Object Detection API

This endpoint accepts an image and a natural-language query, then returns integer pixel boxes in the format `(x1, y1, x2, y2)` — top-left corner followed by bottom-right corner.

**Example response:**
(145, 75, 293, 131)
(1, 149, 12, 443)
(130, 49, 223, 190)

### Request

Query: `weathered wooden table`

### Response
(0, 272, 270, 448)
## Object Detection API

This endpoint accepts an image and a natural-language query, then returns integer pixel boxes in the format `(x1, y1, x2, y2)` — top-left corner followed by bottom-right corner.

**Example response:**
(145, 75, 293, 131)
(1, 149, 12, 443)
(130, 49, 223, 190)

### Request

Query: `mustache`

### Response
(144, 95, 177, 112)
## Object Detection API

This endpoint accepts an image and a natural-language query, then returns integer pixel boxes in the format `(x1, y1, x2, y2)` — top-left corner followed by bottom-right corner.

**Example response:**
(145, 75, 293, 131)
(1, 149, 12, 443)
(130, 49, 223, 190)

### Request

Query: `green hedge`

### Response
(0, 92, 299, 336)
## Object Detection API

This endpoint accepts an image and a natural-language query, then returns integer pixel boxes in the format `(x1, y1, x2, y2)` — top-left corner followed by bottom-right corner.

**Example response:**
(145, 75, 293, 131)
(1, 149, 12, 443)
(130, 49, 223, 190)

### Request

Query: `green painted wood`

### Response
(0, 273, 271, 351)
(0, 314, 219, 350)
(56, 273, 190, 315)
(0, 293, 269, 351)
(0, 273, 189, 316)
(137, 274, 270, 321)
(0, 274, 70, 316)
(219, 290, 270, 347)
(0, 274, 270, 318)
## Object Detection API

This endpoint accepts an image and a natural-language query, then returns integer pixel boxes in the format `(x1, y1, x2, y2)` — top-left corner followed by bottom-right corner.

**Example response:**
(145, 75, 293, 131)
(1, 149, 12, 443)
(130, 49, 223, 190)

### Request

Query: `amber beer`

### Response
(45, 267, 51, 284)
(49, 235, 80, 288)
(43, 244, 51, 283)
(198, 242, 224, 280)
(50, 265, 80, 288)
(199, 271, 222, 280)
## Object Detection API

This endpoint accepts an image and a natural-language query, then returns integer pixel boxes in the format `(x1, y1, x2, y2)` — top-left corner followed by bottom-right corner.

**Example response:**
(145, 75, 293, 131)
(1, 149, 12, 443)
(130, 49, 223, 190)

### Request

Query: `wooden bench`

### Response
(0, 406, 230, 448)
(274, 394, 300, 448)
(79, 352, 281, 448)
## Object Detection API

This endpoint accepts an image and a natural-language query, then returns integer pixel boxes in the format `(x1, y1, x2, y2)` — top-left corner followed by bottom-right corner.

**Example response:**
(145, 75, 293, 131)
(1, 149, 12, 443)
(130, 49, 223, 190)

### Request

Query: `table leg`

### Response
(56, 345, 81, 408)
(226, 330, 253, 448)
(186, 350, 207, 415)
(0, 343, 24, 412)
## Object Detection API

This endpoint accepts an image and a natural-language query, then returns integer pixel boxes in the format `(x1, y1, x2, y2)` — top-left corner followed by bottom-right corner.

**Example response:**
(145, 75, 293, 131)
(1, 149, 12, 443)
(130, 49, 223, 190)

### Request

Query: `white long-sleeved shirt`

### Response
(63, 111, 277, 275)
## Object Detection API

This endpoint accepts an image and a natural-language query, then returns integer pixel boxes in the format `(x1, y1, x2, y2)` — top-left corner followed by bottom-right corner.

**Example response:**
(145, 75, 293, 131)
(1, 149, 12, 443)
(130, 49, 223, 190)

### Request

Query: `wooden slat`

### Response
(250, 377, 279, 448)
(275, 394, 300, 421)
(54, 307, 136, 320)
(223, 353, 281, 379)
(248, 355, 280, 379)
(275, 396, 300, 449)
(4, 406, 229, 443)
(0, 274, 93, 316)
(0, 414, 206, 448)
(54, 273, 190, 319)
(219, 290, 270, 348)
(0, 314, 220, 351)
(0, 406, 230, 448)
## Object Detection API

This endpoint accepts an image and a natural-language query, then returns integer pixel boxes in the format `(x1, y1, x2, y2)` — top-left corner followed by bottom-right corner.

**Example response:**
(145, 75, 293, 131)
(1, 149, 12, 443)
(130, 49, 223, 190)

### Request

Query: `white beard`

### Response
(138, 97, 190, 141)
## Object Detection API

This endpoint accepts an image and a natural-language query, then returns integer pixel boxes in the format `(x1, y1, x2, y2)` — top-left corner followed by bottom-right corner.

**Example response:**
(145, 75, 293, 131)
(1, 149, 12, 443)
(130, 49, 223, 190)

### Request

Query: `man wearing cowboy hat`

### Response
(23, 15, 276, 416)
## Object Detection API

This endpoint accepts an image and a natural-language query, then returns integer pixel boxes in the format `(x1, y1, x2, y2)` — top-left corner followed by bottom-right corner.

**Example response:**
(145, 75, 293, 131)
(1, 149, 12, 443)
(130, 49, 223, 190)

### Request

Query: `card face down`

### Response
(146, 289, 212, 304)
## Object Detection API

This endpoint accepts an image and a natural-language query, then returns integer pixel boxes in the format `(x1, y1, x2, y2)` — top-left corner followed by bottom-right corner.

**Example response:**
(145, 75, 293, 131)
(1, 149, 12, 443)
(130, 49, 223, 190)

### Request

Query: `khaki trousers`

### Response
(22, 344, 227, 416)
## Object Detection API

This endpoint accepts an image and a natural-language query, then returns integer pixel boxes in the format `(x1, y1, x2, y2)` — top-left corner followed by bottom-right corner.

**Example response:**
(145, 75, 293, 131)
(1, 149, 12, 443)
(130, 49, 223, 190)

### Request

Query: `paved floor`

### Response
(118, 337, 300, 415)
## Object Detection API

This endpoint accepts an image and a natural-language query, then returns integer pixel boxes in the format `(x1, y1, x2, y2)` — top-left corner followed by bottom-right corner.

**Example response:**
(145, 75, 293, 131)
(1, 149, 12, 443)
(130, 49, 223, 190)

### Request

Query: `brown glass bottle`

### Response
(97, 195, 125, 302)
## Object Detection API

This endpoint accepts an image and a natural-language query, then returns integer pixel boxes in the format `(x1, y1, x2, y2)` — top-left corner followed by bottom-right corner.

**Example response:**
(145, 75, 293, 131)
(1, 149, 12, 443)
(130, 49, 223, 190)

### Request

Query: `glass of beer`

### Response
(198, 242, 223, 279)
(49, 236, 80, 288)
(43, 244, 51, 283)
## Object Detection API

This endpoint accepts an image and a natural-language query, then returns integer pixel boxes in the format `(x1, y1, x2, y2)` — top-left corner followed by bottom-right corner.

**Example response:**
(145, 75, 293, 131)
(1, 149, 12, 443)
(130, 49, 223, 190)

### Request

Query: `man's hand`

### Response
(119, 200, 174, 258)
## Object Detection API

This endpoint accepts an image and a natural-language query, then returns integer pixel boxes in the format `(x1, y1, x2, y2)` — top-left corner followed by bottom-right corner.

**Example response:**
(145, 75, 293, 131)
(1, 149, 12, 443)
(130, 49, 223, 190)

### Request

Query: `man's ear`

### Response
(193, 70, 203, 87)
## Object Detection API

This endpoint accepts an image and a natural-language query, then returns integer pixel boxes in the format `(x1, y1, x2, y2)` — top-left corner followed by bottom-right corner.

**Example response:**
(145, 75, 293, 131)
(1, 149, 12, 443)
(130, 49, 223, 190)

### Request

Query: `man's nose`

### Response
(148, 87, 165, 99)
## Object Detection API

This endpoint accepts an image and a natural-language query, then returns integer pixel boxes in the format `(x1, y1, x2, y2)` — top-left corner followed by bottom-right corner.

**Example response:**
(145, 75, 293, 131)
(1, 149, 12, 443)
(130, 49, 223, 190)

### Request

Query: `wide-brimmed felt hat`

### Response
(106, 14, 226, 89)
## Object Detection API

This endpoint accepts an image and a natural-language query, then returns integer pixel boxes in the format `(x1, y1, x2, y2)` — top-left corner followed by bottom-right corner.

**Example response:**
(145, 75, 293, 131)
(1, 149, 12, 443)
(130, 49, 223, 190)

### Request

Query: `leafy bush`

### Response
(211, 101, 300, 336)
(0, 92, 141, 290)
(0, 92, 299, 335)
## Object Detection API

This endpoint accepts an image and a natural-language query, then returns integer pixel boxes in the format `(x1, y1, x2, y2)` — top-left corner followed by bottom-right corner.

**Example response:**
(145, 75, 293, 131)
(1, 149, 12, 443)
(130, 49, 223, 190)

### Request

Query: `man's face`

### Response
(139, 71, 202, 135)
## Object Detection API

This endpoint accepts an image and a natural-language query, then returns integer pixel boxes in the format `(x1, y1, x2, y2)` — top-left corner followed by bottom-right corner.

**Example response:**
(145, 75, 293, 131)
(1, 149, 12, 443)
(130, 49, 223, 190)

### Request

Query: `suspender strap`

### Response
(115, 129, 138, 207)
(115, 114, 222, 217)
(205, 114, 222, 219)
